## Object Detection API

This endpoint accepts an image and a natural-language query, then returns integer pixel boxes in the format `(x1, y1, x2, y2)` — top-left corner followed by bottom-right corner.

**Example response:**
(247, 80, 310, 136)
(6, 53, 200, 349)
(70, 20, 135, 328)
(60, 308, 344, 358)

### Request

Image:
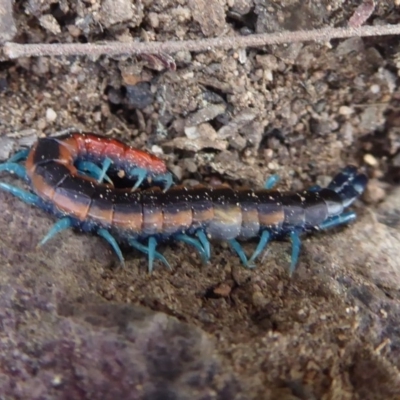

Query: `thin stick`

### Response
(3, 24, 400, 59)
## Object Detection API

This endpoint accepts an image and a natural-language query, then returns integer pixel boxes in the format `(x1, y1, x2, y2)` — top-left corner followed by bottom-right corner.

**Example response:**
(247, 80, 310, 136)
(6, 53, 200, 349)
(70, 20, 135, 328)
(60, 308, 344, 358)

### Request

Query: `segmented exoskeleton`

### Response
(0, 133, 368, 274)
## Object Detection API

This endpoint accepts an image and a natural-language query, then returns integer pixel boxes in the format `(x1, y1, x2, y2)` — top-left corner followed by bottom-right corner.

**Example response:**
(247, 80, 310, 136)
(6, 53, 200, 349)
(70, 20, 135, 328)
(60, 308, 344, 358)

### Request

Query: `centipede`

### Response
(0, 132, 368, 275)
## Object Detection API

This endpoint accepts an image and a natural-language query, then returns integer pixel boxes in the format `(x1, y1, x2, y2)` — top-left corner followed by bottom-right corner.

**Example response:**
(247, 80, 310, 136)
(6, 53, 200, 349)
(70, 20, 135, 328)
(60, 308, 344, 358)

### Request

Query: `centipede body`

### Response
(0, 132, 369, 273)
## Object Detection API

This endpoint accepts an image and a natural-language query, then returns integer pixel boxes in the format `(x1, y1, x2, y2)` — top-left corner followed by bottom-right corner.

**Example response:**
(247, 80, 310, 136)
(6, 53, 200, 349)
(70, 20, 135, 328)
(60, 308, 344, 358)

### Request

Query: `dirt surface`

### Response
(1, 1, 400, 399)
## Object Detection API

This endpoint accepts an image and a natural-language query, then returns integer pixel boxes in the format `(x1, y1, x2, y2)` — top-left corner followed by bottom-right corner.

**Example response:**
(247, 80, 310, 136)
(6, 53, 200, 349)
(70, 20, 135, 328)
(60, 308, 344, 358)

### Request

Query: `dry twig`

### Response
(3, 24, 400, 59)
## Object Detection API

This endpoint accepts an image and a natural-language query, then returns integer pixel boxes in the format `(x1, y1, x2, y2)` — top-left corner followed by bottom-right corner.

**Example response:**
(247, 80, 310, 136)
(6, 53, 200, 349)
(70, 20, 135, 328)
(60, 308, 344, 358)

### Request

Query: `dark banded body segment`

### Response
(184, 185, 214, 229)
(253, 190, 285, 230)
(52, 171, 97, 220)
(236, 189, 260, 239)
(157, 186, 193, 235)
(207, 187, 241, 240)
(87, 186, 117, 226)
(279, 189, 343, 230)
(112, 190, 142, 232)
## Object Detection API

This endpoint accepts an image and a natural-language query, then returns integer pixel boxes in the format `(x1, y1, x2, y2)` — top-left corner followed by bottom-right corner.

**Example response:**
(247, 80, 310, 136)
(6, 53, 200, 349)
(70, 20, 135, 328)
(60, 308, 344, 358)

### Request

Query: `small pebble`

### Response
(370, 84, 380, 94)
(182, 159, 197, 173)
(339, 105, 354, 116)
(125, 83, 154, 109)
(169, 165, 183, 181)
(364, 153, 378, 167)
(212, 282, 233, 297)
(151, 145, 164, 156)
(185, 104, 226, 127)
(39, 14, 61, 35)
(364, 179, 386, 203)
(46, 108, 57, 123)
(0, 136, 15, 161)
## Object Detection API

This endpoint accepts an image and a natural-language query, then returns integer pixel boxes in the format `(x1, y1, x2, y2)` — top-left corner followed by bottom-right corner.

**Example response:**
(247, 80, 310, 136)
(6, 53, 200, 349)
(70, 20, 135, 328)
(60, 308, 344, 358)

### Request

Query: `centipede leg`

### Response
(97, 157, 113, 183)
(0, 162, 28, 180)
(318, 211, 356, 230)
(228, 239, 253, 267)
(196, 229, 211, 260)
(264, 175, 279, 189)
(148, 237, 157, 273)
(75, 160, 113, 185)
(7, 149, 30, 163)
(308, 185, 321, 192)
(249, 230, 270, 264)
(97, 228, 125, 266)
(153, 172, 174, 191)
(174, 234, 208, 264)
(127, 237, 171, 272)
(128, 168, 148, 191)
(0, 182, 40, 205)
(289, 231, 301, 276)
(38, 217, 72, 247)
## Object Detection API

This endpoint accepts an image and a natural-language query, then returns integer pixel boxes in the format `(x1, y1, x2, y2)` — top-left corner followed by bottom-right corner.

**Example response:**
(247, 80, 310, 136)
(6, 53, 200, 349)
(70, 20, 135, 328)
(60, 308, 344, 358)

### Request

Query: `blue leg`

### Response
(38, 217, 72, 247)
(97, 157, 113, 184)
(264, 174, 279, 189)
(289, 231, 301, 276)
(127, 237, 171, 272)
(175, 233, 208, 264)
(228, 238, 253, 268)
(153, 172, 173, 191)
(147, 236, 157, 273)
(8, 149, 29, 163)
(0, 182, 40, 205)
(128, 168, 148, 191)
(318, 211, 356, 230)
(308, 185, 321, 192)
(97, 228, 125, 266)
(0, 162, 28, 180)
(249, 230, 270, 263)
(196, 229, 211, 260)
(75, 160, 113, 185)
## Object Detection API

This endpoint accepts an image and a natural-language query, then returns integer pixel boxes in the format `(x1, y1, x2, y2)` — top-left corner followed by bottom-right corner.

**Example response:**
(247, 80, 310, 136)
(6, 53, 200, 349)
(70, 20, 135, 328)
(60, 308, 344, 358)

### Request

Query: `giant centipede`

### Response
(0, 132, 368, 274)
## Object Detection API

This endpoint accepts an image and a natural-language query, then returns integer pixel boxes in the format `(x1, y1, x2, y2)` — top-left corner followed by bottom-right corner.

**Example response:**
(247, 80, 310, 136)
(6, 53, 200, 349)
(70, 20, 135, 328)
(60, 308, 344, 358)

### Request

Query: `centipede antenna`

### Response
(38, 217, 72, 247)
(175, 233, 208, 264)
(128, 167, 148, 191)
(97, 228, 125, 266)
(0, 163, 28, 180)
(249, 230, 270, 263)
(318, 211, 357, 230)
(289, 231, 301, 277)
(264, 175, 279, 189)
(228, 239, 253, 267)
(154, 172, 173, 191)
(75, 160, 113, 185)
(196, 229, 211, 260)
(0, 182, 40, 205)
(128, 238, 171, 272)
(7, 149, 30, 163)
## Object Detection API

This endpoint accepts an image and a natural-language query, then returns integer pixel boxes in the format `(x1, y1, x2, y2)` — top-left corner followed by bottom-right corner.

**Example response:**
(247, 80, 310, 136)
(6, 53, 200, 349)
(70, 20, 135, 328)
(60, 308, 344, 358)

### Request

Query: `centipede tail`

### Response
(0, 133, 368, 274)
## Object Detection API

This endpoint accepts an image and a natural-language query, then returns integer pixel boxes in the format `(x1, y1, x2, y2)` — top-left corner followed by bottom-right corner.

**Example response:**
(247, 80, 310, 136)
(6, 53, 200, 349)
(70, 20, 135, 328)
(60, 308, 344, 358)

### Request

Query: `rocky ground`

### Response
(0, 1, 400, 399)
